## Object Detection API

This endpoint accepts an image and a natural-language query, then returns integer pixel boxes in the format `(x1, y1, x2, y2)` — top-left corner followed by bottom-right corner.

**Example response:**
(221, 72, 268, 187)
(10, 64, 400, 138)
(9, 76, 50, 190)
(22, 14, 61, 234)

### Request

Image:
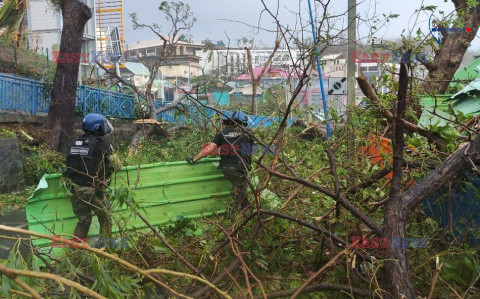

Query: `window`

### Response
(187, 47, 196, 55)
(361, 66, 368, 71)
(368, 66, 378, 72)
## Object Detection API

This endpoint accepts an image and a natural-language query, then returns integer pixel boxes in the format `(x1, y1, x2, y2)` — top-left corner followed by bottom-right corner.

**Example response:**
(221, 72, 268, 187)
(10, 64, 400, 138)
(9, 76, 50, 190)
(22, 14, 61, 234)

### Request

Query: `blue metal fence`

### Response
(0, 74, 135, 118)
(76, 85, 136, 119)
(154, 100, 215, 126)
(0, 74, 49, 115)
(153, 100, 295, 128)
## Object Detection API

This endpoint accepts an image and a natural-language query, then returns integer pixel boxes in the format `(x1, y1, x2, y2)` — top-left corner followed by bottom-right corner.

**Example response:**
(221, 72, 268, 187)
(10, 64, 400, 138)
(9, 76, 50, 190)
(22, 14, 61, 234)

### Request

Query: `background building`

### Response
(322, 53, 347, 77)
(198, 48, 301, 78)
(27, 0, 98, 78)
(125, 38, 203, 88)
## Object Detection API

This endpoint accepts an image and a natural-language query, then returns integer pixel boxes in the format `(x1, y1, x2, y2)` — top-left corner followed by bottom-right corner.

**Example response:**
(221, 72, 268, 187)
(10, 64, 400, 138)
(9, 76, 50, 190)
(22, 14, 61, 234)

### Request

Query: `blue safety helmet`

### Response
(222, 111, 249, 126)
(81, 113, 114, 136)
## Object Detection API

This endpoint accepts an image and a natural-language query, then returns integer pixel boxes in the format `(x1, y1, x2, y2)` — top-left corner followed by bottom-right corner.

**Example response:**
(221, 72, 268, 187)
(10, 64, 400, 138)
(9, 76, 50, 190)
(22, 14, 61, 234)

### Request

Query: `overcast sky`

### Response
(123, 0, 480, 50)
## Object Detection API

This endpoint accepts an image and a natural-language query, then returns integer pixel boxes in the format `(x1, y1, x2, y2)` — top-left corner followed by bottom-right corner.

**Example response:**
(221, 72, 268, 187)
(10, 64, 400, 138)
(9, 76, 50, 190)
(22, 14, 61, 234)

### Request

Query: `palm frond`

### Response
(0, 0, 28, 43)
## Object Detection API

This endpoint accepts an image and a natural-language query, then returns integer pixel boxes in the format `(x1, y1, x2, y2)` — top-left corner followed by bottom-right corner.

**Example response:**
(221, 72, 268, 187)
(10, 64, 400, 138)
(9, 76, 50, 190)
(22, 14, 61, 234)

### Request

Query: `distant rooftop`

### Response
(124, 62, 150, 75)
(127, 38, 203, 50)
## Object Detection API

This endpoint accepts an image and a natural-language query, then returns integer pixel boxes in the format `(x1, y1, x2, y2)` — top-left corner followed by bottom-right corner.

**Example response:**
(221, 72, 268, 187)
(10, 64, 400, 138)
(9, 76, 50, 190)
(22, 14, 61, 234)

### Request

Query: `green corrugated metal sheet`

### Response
(419, 95, 453, 110)
(418, 95, 453, 129)
(446, 79, 480, 116)
(450, 98, 480, 115)
(418, 106, 456, 129)
(452, 59, 480, 84)
(451, 79, 480, 100)
(26, 158, 230, 250)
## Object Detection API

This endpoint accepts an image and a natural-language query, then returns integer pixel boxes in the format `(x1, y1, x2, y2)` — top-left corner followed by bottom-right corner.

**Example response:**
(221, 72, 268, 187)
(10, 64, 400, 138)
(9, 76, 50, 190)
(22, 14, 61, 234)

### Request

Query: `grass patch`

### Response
(0, 39, 49, 79)
(0, 185, 35, 216)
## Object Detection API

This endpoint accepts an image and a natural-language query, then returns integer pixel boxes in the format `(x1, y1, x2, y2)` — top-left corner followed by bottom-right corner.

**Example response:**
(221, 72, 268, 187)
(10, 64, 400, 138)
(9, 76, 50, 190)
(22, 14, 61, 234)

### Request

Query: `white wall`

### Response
(28, 0, 61, 55)
(28, 0, 97, 74)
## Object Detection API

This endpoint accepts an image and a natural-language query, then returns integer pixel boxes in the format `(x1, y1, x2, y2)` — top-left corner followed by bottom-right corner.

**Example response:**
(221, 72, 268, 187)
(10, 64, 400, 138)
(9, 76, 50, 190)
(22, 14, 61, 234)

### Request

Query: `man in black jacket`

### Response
(188, 111, 253, 212)
(64, 114, 114, 239)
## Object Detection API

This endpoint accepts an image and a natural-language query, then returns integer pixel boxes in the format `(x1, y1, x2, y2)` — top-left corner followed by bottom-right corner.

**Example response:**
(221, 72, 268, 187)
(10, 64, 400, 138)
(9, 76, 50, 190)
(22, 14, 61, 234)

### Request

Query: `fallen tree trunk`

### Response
(403, 138, 480, 213)
(128, 98, 183, 153)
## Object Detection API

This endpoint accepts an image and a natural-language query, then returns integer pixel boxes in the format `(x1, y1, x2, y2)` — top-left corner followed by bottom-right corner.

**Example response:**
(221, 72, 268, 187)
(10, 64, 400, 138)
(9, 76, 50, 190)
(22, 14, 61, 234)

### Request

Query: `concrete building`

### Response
(322, 53, 347, 77)
(198, 48, 301, 78)
(125, 38, 203, 88)
(27, 0, 97, 78)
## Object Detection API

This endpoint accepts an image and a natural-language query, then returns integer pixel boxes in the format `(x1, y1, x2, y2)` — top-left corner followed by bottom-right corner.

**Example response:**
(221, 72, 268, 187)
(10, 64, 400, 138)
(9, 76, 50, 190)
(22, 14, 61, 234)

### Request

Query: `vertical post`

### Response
(32, 82, 38, 116)
(175, 76, 178, 101)
(115, 61, 122, 92)
(82, 86, 87, 116)
(188, 64, 191, 91)
(78, 63, 83, 85)
(307, 0, 331, 137)
(347, 0, 357, 159)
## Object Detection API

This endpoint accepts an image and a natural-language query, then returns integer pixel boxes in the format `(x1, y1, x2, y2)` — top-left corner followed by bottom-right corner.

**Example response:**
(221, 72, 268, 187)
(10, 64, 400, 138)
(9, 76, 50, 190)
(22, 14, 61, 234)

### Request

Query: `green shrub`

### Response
(0, 128, 17, 138)
(23, 146, 65, 185)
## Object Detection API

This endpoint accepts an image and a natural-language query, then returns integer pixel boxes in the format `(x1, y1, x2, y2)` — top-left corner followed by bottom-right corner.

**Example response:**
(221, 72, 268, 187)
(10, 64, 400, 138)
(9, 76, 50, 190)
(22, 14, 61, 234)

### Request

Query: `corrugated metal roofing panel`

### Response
(419, 95, 453, 110)
(26, 158, 230, 249)
(452, 59, 480, 83)
(124, 62, 150, 76)
(451, 79, 480, 100)
(451, 98, 480, 115)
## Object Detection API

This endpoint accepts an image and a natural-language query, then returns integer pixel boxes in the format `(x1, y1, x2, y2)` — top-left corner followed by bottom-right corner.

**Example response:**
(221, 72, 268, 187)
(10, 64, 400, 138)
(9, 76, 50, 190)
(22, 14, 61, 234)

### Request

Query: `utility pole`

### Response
(347, 0, 357, 161)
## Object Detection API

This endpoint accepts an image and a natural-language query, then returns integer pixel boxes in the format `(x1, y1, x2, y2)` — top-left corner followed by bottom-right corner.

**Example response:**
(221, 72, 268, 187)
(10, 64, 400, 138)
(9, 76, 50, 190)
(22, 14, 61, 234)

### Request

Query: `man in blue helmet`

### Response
(187, 111, 254, 212)
(63, 113, 114, 239)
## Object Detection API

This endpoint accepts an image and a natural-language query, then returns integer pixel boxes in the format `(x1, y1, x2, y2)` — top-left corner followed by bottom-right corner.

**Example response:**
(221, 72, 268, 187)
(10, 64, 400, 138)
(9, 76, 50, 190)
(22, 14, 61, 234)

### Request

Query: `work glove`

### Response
(186, 157, 196, 164)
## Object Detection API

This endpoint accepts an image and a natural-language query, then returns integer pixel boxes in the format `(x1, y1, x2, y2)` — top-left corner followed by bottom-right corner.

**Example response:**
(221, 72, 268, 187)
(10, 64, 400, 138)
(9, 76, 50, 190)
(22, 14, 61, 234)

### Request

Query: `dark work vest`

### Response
(64, 134, 106, 187)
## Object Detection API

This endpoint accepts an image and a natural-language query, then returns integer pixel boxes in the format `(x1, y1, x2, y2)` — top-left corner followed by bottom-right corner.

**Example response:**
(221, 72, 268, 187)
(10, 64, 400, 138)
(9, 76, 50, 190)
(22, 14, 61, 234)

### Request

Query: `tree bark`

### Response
(419, 0, 480, 94)
(383, 63, 416, 298)
(403, 137, 480, 213)
(356, 71, 446, 148)
(47, 1, 92, 153)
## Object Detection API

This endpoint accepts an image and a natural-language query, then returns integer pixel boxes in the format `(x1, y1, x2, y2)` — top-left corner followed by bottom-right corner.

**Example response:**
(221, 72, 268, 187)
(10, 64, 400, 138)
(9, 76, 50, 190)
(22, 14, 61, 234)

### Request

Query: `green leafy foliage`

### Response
(22, 145, 64, 185)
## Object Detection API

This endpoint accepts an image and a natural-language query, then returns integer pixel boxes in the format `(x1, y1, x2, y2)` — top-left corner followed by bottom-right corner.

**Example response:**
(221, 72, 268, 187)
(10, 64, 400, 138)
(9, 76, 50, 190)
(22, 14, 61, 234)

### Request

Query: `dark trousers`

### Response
(221, 166, 249, 212)
(70, 186, 112, 239)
